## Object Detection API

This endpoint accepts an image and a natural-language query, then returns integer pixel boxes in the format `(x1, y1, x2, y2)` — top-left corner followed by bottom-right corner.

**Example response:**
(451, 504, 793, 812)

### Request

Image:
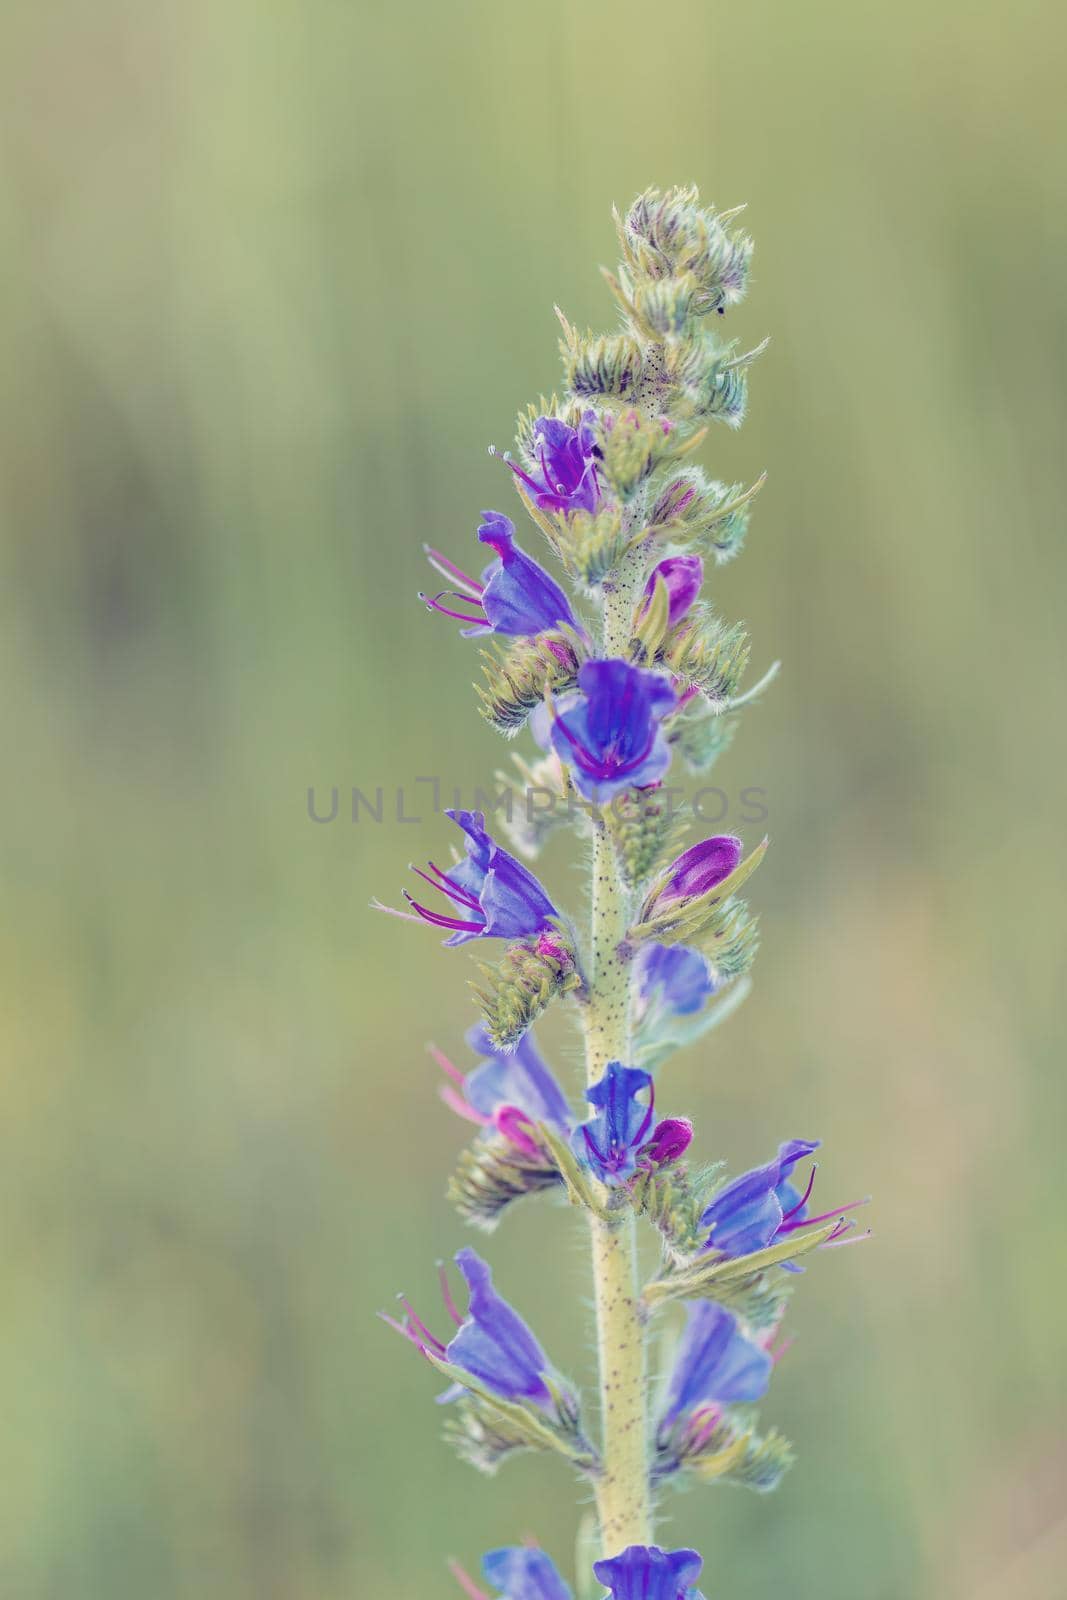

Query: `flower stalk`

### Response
(583, 561, 656, 1550)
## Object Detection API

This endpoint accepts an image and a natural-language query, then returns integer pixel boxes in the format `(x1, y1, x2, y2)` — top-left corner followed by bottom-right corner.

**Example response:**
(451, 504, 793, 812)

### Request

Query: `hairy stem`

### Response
(584, 550, 652, 1555)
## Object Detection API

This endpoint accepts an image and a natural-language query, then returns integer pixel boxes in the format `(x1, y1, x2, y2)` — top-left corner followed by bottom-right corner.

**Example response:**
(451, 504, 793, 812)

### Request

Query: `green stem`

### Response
(583, 550, 652, 1556)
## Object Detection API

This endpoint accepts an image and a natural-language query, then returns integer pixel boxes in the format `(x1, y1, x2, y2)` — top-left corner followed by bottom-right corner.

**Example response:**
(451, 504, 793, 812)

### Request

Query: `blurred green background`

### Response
(2, 1, 1065, 1596)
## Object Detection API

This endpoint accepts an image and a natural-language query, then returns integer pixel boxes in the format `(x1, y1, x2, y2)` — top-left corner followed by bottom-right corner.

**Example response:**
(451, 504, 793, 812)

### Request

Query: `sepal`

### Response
(595, 410, 705, 502)
(647, 468, 764, 564)
(472, 930, 582, 1051)
(648, 607, 750, 706)
(614, 271, 701, 342)
(555, 506, 635, 588)
(621, 187, 754, 315)
(654, 1407, 794, 1494)
(602, 787, 690, 889)
(642, 1217, 844, 1318)
(628, 1163, 722, 1261)
(476, 630, 583, 736)
(557, 311, 646, 403)
(430, 1352, 597, 1477)
(448, 1131, 563, 1231)
(666, 332, 767, 429)
(630, 839, 768, 945)
(698, 898, 761, 982)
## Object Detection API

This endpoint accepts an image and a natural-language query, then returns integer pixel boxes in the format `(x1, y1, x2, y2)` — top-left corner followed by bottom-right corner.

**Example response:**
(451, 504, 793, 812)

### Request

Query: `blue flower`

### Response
(549, 660, 676, 800)
(637, 942, 717, 1016)
(386, 1248, 555, 1408)
(481, 1547, 572, 1600)
(392, 809, 560, 946)
(700, 1138, 820, 1257)
(659, 1302, 772, 1433)
(434, 1025, 573, 1157)
(571, 1062, 655, 1185)
(700, 1138, 866, 1269)
(422, 512, 579, 638)
(593, 1545, 705, 1600)
(500, 413, 602, 515)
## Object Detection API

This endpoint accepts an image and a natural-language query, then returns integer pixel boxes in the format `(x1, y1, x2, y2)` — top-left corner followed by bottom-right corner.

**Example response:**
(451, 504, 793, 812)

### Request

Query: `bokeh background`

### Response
(2, 1, 1065, 1596)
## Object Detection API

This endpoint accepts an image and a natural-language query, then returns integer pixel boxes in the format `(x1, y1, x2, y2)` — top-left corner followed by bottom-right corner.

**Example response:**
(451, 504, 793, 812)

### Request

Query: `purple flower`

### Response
(640, 555, 704, 628)
(643, 836, 742, 915)
(433, 1025, 572, 1157)
(639, 1116, 693, 1167)
(477, 1548, 572, 1600)
(701, 1139, 865, 1263)
(593, 1545, 705, 1600)
(659, 1303, 772, 1434)
(422, 512, 578, 638)
(637, 942, 717, 1016)
(549, 660, 676, 800)
(386, 1247, 554, 1408)
(391, 809, 559, 946)
(499, 413, 602, 515)
(571, 1062, 655, 1185)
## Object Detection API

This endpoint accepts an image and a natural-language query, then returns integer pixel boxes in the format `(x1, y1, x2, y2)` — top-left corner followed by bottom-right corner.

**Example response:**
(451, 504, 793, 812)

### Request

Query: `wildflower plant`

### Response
(376, 186, 868, 1597)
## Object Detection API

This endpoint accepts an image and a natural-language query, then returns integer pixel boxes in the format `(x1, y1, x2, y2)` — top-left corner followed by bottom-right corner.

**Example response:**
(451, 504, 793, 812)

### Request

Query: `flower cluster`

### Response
(374, 187, 867, 1595)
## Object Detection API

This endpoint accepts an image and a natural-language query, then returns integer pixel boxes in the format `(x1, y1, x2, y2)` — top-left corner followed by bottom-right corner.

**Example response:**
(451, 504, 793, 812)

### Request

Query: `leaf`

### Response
(643, 1218, 843, 1310)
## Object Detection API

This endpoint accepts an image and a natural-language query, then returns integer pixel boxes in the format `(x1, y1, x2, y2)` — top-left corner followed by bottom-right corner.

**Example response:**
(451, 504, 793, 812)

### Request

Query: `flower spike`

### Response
(378, 186, 868, 1592)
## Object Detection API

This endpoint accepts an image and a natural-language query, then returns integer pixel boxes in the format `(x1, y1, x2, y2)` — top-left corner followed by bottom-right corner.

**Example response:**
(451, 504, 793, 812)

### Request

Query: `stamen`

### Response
(781, 1164, 818, 1223)
(778, 1196, 870, 1235)
(370, 896, 423, 925)
(428, 1042, 466, 1086)
(495, 1105, 540, 1158)
(447, 1560, 490, 1600)
(425, 861, 482, 911)
(437, 1261, 465, 1328)
(420, 590, 488, 626)
(395, 1295, 447, 1355)
(439, 1083, 491, 1128)
(423, 545, 485, 598)
(823, 1227, 872, 1250)
(402, 891, 483, 933)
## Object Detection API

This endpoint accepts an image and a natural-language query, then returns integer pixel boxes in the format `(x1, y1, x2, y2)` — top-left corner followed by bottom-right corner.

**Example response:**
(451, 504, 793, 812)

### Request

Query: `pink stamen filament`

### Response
(409, 862, 482, 914)
(370, 897, 423, 925)
(447, 1561, 490, 1600)
(429, 1043, 466, 1087)
(426, 861, 483, 909)
(494, 1105, 540, 1158)
(439, 1084, 491, 1127)
(438, 1263, 465, 1328)
(823, 1223, 872, 1249)
(778, 1196, 870, 1236)
(420, 589, 488, 626)
(379, 1302, 447, 1360)
(402, 891, 483, 933)
(424, 545, 485, 598)
(781, 1165, 818, 1224)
